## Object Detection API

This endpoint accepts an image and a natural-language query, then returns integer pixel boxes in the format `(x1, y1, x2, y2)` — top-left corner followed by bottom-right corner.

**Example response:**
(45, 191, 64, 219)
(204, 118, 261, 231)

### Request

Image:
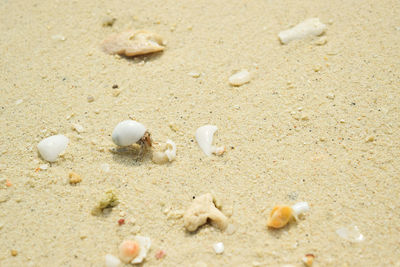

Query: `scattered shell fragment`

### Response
(52, 34, 66, 41)
(188, 71, 201, 78)
(87, 95, 95, 102)
(39, 164, 49, 170)
(102, 30, 165, 57)
(336, 225, 364, 242)
(313, 36, 327, 46)
(102, 17, 116, 27)
(91, 190, 119, 215)
(184, 193, 228, 232)
(267, 202, 310, 229)
(72, 123, 84, 133)
(195, 125, 225, 156)
(68, 172, 82, 184)
(302, 254, 315, 267)
(119, 240, 140, 263)
(152, 139, 176, 164)
(118, 236, 151, 264)
(112, 120, 147, 147)
(278, 18, 326, 44)
(229, 69, 250, 86)
(105, 254, 121, 267)
(37, 135, 69, 162)
(213, 242, 224, 254)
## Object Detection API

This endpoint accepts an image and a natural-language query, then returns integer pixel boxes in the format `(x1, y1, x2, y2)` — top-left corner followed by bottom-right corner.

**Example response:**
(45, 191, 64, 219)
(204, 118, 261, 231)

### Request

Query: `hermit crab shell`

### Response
(112, 120, 146, 146)
(102, 30, 165, 57)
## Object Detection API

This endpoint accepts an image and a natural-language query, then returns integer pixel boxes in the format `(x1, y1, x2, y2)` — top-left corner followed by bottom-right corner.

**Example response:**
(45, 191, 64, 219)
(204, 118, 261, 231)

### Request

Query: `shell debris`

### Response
(68, 172, 82, 184)
(278, 18, 326, 44)
(102, 30, 165, 57)
(152, 139, 176, 164)
(91, 190, 119, 215)
(184, 193, 228, 232)
(195, 125, 225, 156)
(336, 225, 364, 242)
(229, 69, 250, 86)
(118, 236, 151, 264)
(213, 242, 224, 254)
(37, 134, 69, 162)
(267, 202, 310, 229)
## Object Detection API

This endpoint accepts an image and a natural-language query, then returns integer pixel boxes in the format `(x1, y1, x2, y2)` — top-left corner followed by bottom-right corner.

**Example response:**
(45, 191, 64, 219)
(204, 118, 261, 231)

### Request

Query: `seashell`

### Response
(291, 201, 310, 220)
(195, 125, 225, 156)
(278, 18, 326, 44)
(131, 236, 151, 264)
(119, 240, 140, 263)
(102, 30, 165, 57)
(267, 205, 293, 229)
(229, 69, 250, 86)
(105, 254, 121, 267)
(112, 120, 146, 147)
(37, 134, 69, 162)
(152, 139, 176, 164)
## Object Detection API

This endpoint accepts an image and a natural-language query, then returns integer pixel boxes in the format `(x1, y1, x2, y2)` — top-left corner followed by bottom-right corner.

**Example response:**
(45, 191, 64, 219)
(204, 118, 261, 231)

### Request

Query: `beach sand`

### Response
(0, 0, 399, 266)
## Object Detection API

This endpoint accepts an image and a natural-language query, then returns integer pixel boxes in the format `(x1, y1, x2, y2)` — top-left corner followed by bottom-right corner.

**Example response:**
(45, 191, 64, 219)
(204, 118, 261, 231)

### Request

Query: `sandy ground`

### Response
(1, 0, 400, 266)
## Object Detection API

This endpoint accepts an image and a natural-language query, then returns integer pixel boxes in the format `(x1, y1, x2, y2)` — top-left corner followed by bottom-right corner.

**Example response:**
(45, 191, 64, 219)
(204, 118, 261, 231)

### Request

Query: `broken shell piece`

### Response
(102, 30, 165, 57)
(229, 69, 250, 86)
(213, 242, 224, 254)
(184, 193, 228, 232)
(105, 254, 121, 267)
(267, 202, 310, 229)
(336, 225, 364, 242)
(131, 236, 151, 264)
(278, 18, 326, 44)
(152, 139, 176, 164)
(195, 125, 225, 156)
(112, 120, 146, 147)
(37, 134, 69, 162)
(68, 172, 82, 184)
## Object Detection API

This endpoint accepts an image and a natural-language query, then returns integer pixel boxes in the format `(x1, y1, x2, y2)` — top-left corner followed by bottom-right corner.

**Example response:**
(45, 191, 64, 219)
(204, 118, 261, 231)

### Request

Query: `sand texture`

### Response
(0, 0, 400, 266)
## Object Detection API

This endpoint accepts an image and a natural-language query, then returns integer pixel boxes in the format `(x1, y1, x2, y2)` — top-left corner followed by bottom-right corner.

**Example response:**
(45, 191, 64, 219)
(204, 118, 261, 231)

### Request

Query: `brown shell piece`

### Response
(102, 30, 165, 57)
(266, 205, 293, 229)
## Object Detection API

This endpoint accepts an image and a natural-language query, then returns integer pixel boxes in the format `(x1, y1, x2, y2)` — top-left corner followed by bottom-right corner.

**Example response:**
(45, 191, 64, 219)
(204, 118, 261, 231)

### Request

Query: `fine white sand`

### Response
(0, 0, 400, 266)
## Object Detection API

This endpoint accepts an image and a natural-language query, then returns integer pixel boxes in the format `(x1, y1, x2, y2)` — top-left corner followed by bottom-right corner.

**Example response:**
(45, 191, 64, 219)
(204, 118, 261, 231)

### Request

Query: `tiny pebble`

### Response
(52, 34, 66, 41)
(11, 250, 18, 256)
(112, 84, 119, 89)
(188, 71, 201, 78)
(155, 250, 166, 260)
(69, 172, 82, 184)
(229, 69, 250, 86)
(72, 123, 84, 133)
(213, 242, 224, 254)
(326, 93, 335, 100)
(87, 95, 95, 102)
(15, 99, 23, 105)
(118, 219, 125, 225)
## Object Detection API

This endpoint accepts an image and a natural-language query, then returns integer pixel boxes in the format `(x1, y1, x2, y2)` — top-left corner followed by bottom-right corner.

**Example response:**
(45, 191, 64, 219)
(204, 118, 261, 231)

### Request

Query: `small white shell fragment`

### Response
(102, 30, 165, 57)
(37, 135, 69, 162)
(152, 140, 177, 164)
(15, 99, 23, 105)
(291, 202, 310, 220)
(52, 34, 66, 41)
(195, 125, 225, 156)
(213, 242, 224, 254)
(229, 69, 250, 86)
(188, 71, 201, 78)
(39, 164, 49, 170)
(112, 120, 146, 146)
(336, 226, 365, 242)
(131, 236, 151, 264)
(105, 254, 121, 267)
(72, 123, 84, 133)
(278, 18, 326, 44)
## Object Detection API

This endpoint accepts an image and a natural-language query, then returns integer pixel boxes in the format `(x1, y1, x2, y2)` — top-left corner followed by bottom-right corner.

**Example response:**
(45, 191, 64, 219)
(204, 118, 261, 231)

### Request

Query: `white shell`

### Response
(105, 254, 121, 267)
(213, 242, 224, 254)
(112, 120, 146, 146)
(37, 134, 69, 162)
(164, 139, 176, 161)
(195, 125, 224, 156)
(131, 236, 151, 264)
(278, 18, 326, 44)
(291, 202, 310, 220)
(152, 139, 176, 164)
(336, 226, 364, 243)
(229, 70, 250, 86)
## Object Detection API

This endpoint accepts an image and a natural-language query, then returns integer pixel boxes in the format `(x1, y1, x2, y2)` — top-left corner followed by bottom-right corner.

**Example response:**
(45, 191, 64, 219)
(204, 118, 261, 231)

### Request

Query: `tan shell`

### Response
(183, 193, 228, 232)
(102, 30, 165, 56)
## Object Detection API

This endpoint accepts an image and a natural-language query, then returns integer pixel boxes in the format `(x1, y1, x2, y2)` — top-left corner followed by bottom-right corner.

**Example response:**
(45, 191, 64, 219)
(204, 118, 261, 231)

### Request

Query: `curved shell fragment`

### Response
(195, 125, 225, 156)
(37, 134, 69, 162)
(278, 18, 326, 44)
(152, 139, 177, 164)
(229, 69, 250, 86)
(102, 30, 165, 57)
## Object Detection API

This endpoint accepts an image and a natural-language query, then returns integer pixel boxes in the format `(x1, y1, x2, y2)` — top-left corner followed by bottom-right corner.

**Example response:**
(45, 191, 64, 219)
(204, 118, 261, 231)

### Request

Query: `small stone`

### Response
(326, 93, 335, 100)
(313, 36, 327, 46)
(52, 34, 66, 41)
(112, 89, 122, 97)
(365, 136, 375, 143)
(11, 250, 18, 256)
(102, 17, 116, 27)
(188, 71, 201, 78)
(213, 242, 224, 254)
(87, 95, 95, 102)
(229, 69, 250, 86)
(69, 172, 82, 184)
(72, 123, 84, 133)
(112, 84, 119, 89)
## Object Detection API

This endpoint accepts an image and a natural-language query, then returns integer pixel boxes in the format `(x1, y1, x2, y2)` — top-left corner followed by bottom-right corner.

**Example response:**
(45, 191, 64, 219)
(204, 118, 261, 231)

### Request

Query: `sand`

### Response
(0, 0, 399, 266)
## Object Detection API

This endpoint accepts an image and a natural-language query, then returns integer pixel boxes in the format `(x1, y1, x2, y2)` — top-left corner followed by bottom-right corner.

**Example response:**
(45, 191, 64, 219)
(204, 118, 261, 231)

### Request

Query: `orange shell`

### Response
(267, 205, 293, 229)
(119, 240, 140, 263)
